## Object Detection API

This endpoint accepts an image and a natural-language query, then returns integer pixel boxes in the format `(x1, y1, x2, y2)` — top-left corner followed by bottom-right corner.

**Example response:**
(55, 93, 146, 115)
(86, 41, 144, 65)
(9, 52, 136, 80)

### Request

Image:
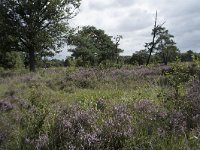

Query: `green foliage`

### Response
(192, 54, 200, 67)
(0, 67, 4, 73)
(130, 50, 149, 65)
(154, 27, 179, 65)
(0, 65, 200, 149)
(67, 26, 123, 66)
(0, 51, 24, 70)
(165, 61, 190, 97)
(0, 0, 81, 71)
(181, 50, 195, 62)
(64, 57, 76, 67)
(145, 24, 179, 65)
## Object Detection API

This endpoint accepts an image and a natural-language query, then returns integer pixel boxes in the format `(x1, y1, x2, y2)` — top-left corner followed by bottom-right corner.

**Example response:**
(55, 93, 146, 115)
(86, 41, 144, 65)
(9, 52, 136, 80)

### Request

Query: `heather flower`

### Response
(0, 100, 13, 111)
(134, 99, 157, 114)
(157, 127, 166, 138)
(157, 111, 168, 119)
(100, 104, 134, 149)
(20, 74, 35, 82)
(169, 110, 187, 133)
(187, 79, 200, 111)
(34, 134, 49, 150)
(54, 105, 99, 149)
(17, 99, 32, 110)
(96, 98, 106, 111)
(194, 126, 200, 138)
(0, 131, 6, 146)
(158, 65, 172, 75)
(185, 78, 200, 128)
(134, 67, 156, 76)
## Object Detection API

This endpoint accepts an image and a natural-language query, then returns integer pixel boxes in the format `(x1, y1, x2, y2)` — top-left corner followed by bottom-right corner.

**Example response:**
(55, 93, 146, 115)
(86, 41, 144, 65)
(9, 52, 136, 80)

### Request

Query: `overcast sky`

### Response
(57, 0, 200, 59)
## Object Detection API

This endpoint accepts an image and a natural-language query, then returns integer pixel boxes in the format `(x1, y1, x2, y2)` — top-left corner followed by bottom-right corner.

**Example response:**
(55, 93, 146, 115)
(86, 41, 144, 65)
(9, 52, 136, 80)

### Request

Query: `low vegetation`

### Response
(0, 62, 199, 149)
(1, 1, 200, 149)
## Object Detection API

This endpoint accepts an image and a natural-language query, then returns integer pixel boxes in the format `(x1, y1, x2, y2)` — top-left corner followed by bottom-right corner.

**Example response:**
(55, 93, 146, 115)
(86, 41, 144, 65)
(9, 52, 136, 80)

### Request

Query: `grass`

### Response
(0, 65, 200, 149)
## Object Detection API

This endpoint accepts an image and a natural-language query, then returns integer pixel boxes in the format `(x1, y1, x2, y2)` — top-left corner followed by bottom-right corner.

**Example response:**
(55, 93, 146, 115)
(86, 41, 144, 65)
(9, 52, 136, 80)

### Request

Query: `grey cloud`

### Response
(88, 0, 137, 11)
(115, 0, 136, 7)
(88, 1, 113, 11)
(116, 10, 153, 32)
(57, 0, 200, 59)
(175, 31, 200, 52)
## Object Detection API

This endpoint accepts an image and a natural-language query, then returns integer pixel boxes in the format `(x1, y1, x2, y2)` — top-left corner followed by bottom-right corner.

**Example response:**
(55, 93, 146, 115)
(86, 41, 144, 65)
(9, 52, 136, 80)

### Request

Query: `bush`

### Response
(1, 51, 25, 70)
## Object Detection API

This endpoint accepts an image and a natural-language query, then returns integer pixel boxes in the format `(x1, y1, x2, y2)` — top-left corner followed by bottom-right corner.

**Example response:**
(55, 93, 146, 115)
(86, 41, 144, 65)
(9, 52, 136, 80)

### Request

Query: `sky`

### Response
(56, 0, 200, 59)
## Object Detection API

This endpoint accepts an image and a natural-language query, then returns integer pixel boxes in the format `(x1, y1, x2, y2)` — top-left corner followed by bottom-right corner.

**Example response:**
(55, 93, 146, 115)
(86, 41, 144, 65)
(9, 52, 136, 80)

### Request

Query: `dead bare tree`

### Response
(145, 11, 158, 66)
(146, 11, 167, 66)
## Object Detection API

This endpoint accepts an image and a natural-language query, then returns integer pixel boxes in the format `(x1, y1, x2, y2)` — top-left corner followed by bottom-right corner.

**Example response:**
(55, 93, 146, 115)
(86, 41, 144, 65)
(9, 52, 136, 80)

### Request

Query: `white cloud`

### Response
(57, 0, 200, 59)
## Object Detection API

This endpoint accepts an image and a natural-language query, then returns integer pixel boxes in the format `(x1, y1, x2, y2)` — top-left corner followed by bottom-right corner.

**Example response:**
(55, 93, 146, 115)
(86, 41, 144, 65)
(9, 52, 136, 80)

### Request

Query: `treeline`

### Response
(0, 38, 199, 70)
(0, 1, 199, 71)
(127, 49, 200, 66)
(2, 49, 199, 70)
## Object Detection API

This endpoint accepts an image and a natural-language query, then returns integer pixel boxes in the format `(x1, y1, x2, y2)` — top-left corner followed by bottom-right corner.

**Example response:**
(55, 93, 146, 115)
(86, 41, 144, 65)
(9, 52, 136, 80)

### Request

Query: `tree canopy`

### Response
(145, 22, 179, 65)
(0, 0, 81, 71)
(67, 26, 123, 66)
(153, 26, 179, 65)
(130, 50, 149, 65)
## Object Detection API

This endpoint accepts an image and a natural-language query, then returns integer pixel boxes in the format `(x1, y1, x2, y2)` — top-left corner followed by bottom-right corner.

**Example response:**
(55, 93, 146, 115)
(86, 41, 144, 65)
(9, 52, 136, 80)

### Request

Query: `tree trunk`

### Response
(146, 51, 152, 66)
(29, 48, 36, 72)
(146, 11, 158, 66)
(164, 56, 168, 65)
(163, 51, 168, 65)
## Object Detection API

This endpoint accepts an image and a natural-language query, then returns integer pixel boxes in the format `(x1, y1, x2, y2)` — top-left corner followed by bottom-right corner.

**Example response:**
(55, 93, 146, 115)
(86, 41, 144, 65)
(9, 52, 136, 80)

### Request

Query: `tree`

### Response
(181, 50, 194, 62)
(145, 12, 178, 65)
(154, 26, 179, 65)
(113, 35, 123, 64)
(145, 11, 159, 66)
(0, 0, 81, 71)
(0, 51, 24, 70)
(67, 26, 123, 66)
(130, 50, 149, 65)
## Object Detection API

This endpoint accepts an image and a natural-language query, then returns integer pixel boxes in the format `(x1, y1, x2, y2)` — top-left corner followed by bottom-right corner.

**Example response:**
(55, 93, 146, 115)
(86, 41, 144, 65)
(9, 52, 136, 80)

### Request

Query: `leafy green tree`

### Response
(0, 0, 81, 71)
(130, 50, 149, 65)
(0, 51, 24, 70)
(154, 26, 178, 65)
(181, 50, 195, 62)
(146, 24, 178, 65)
(67, 26, 123, 66)
(145, 12, 179, 65)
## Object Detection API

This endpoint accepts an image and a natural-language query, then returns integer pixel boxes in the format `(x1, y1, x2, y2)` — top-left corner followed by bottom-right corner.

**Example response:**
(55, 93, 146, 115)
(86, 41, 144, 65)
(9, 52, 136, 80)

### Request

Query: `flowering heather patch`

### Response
(185, 78, 200, 128)
(187, 78, 200, 109)
(67, 68, 99, 80)
(17, 99, 32, 110)
(100, 104, 134, 149)
(0, 99, 13, 111)
(53, 104, 100, 149)
(134, 67, 157, 76)
(33, 134, 49, 150)
(133, 99, 189, 136)
(107, 68, 134, 80)
(0, 65, 200, 149)
(134, 99, 157, 113)
(20, 74, 36, 83)
(66, 65, 169, 85)
(50, 103, 135, 149)
(66, 68, 100, 88)
(0, 130, 7, 147)
(96, 98, 106, 111)
(169, 110, 187, 133)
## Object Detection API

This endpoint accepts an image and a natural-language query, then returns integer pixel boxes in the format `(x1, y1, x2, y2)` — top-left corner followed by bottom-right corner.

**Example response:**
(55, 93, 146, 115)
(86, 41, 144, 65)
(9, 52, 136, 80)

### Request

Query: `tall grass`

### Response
(0, 64, 199, 149)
